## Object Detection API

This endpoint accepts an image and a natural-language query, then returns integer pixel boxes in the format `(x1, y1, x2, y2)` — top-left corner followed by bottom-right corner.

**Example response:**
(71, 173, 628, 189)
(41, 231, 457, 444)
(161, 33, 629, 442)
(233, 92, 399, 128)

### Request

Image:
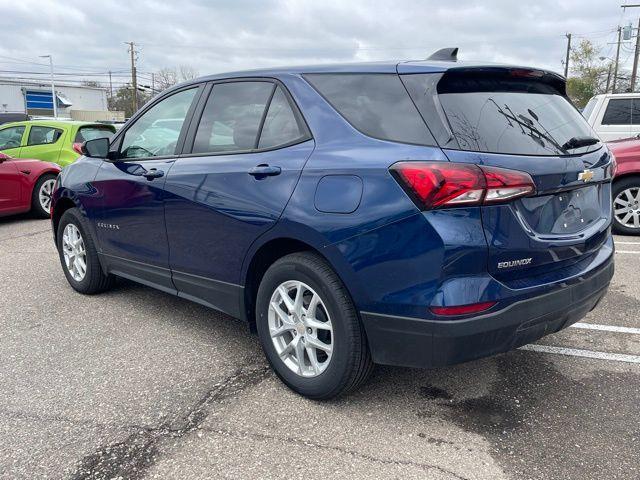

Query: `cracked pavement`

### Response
(1, 214, 639, 479)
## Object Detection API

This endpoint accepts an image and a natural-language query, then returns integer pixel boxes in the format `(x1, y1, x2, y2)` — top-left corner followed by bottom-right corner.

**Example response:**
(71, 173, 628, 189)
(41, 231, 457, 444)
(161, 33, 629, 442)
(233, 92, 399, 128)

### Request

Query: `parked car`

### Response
(582, 92, 640, 141)
(51, 51, 615, 399)
(0, 152, 60, 218)
(0, 112, 29, 126)
(606, 137, 640, 234)
(0, 120, 116, 167)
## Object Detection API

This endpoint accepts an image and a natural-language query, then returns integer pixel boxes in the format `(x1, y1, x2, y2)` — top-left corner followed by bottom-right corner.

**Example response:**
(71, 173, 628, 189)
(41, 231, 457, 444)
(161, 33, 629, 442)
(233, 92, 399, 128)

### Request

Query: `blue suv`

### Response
(52, 49, 615, 399)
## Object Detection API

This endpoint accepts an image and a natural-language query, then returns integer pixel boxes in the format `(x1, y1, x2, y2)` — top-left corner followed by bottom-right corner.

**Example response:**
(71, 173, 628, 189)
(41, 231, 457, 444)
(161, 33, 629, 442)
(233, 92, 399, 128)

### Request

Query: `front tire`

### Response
(612, 177, 640, 235)
(31, 174, 57, 218)
(57, 208, 114, 294)
(256, 252, 373, 399)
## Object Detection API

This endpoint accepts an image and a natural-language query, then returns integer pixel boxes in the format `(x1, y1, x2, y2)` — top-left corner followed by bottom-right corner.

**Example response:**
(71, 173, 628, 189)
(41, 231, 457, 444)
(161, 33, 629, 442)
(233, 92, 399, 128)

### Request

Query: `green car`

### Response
(0, 120, 116, 167)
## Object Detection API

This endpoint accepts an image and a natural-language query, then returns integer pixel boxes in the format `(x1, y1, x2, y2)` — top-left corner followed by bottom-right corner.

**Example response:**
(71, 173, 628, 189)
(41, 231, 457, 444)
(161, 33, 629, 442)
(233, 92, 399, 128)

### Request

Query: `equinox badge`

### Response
(497, 258, 533, 269)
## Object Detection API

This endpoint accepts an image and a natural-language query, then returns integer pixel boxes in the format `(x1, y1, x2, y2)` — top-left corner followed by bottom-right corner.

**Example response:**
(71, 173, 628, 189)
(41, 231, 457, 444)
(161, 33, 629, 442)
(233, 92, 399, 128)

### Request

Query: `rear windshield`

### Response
(75, 126, 114, 142)
(304, 73, 435, 146)
(402, 70, 601, 156)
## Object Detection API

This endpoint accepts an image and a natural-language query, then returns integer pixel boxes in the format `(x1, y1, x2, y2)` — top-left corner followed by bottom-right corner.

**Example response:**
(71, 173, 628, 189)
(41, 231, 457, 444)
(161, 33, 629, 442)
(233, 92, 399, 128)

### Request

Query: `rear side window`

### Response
(305, 73, 435, 146)
(600, 98, 640, 125)
(403, 71, 601, 156)
(27, 126, 63, 146)
(75, 126, 114, 142)
(602, 99, 632, 125)
(192, 82, 274, 154)
(258, 87, 307, 149)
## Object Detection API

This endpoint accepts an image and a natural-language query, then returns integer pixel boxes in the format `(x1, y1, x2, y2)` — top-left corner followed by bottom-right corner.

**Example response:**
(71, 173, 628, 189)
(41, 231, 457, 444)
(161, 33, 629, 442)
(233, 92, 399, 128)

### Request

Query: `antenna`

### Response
(426, 47, 459, 62)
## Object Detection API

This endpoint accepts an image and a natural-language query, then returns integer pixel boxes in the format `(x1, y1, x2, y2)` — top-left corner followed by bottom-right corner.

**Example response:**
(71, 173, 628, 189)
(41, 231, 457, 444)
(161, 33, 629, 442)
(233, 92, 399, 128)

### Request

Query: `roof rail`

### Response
(426, 47, 458, 62)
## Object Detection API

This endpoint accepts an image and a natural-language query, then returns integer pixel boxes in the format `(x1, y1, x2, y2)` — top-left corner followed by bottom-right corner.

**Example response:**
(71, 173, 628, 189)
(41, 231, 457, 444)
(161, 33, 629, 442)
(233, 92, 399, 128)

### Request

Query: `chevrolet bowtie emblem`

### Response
(578, 169, 594, 183)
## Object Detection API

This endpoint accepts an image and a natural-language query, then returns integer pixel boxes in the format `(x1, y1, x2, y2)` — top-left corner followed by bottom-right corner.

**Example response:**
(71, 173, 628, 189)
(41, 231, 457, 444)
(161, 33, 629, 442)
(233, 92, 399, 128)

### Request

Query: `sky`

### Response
(0, 0, 634, 89)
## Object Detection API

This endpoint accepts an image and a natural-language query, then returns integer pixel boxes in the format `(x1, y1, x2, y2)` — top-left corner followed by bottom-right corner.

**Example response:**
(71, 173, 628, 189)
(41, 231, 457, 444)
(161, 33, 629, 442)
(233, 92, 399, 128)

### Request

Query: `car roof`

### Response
(181, 59, 562, 85)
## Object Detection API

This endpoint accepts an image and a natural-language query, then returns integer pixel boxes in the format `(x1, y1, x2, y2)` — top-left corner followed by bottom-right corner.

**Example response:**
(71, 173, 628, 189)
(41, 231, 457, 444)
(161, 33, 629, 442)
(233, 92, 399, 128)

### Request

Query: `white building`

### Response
(0, 78, 124, 121)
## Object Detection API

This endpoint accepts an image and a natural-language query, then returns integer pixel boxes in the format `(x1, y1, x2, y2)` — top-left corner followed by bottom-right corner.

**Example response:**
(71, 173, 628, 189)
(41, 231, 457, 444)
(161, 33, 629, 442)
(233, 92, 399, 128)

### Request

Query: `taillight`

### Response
(390, 162, 535, 210)
(72, 142, 83, 155)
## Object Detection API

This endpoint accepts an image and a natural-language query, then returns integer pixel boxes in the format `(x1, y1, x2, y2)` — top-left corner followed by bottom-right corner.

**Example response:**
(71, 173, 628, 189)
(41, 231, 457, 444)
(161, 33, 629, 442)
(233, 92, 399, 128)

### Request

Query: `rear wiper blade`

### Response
(561, 136, 600, 150)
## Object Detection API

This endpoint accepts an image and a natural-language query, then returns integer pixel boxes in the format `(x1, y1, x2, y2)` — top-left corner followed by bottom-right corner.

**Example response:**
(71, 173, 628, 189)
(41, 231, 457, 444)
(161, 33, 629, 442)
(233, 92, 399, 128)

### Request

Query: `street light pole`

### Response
(39, 55, 57, 118)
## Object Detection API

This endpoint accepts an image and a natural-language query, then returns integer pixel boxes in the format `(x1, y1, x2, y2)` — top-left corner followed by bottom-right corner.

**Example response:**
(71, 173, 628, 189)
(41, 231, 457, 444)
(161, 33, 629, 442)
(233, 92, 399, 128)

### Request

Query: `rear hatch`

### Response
(401, 66, 614, 283)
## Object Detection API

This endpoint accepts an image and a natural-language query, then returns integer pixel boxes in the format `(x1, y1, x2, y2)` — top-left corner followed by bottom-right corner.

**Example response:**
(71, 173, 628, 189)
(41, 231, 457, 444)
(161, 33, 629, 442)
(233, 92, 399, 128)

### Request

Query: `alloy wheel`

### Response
(268, 280, 333, 377)
(38, 178, 56, 214)
(62, 223, 87, 281)
(614, 187, 640, 230)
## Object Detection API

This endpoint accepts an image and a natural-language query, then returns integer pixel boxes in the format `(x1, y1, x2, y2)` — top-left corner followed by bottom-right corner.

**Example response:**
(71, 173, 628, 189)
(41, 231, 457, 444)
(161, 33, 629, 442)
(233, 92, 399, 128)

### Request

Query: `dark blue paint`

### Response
(51, 59, 614, 340)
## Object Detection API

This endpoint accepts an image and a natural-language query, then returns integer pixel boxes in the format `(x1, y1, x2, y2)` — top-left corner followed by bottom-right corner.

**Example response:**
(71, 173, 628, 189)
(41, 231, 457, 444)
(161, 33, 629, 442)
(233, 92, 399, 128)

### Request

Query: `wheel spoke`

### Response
(277, 286, 295, 312)
(614, 197, 628, 206)
(622, 212, 633, 225)
(279, 340, 295, 358)
(293, 283, 304, 316)
(271, 301, 291, 325)
(306, 346, 320, 375)
(634, 214, 640, 228)
(306, 335, 332, 353)
(270, 322, 294, 337)
(295, 339, 306, 374)
(305, 317, 332, 331)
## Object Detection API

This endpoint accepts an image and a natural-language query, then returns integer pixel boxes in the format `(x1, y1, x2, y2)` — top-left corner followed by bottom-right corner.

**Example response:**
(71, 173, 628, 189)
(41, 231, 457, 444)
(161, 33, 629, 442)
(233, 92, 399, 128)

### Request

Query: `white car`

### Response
(582, 93, 640, 141)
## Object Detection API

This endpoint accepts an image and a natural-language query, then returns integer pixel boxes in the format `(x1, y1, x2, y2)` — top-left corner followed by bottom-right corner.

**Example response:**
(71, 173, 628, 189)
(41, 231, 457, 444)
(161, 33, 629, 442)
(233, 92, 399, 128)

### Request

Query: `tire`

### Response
(612, 176, 640, 235)
(31, 174, 57, 219)
(57, 208, 115, 294)
(256, 252, 373, 399)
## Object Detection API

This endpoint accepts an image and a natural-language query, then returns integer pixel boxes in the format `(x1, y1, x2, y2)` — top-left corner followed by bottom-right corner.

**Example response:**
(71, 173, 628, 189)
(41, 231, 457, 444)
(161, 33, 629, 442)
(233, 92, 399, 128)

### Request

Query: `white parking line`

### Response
(519, 344, 640, 364)
(571, 322, 640, 335)
(615, 241, 640, 245)
(616, 250, 640, 254)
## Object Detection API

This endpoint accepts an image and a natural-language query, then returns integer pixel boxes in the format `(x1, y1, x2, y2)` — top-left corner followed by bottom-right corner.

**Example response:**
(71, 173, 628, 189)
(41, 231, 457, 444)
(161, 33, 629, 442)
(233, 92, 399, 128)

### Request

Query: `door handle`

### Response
(143, 168, 164, 180)
(248, 164, 281, 177)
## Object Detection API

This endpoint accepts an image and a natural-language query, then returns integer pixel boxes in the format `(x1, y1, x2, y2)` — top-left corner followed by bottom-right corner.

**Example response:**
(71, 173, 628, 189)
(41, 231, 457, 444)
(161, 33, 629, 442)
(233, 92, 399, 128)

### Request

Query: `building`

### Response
(0, 78, 124, 122)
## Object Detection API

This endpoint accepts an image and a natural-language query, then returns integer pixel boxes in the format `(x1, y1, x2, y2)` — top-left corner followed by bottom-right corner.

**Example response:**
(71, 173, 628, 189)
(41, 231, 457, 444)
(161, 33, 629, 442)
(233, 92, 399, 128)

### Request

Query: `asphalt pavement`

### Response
(1, 213, 638, 480)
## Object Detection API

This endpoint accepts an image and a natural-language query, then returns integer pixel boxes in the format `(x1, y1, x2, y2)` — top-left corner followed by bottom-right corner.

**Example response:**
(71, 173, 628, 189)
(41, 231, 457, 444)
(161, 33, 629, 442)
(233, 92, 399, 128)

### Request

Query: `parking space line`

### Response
(571, 322, 640, 335)
(615, 241, 640, 245)
(615, 251, 640, 254)
(519, 344, 640, 363)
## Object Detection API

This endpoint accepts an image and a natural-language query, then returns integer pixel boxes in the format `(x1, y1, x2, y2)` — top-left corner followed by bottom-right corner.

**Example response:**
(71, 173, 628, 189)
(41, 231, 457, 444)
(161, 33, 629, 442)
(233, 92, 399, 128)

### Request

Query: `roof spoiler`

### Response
(426, 47, 458, 62)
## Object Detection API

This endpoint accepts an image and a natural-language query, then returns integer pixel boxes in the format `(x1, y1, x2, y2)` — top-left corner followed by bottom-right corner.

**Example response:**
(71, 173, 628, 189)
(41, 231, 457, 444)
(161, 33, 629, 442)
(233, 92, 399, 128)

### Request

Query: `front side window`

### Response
(304, 73, 435, 146)
(120, 88, 197, 159)
(602, 98, 632, 125)
(27, 126, 62, 146)
(258, 87, 307, 149)
(0, 126, 25, 150)
(192, 82, 274, 154)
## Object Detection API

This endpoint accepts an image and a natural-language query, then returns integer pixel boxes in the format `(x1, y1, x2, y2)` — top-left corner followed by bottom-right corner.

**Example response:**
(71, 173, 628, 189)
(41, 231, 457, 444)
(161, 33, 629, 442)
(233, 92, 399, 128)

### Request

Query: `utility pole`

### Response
(39, 54, 57, 118)
(632, 17, 640, 91)
(126, 41, 138, 113)
(613, 26, 622, 93)
(606, 63, 613, 93)
(564, 33, 572, 77)
(151, 72, 155, 95)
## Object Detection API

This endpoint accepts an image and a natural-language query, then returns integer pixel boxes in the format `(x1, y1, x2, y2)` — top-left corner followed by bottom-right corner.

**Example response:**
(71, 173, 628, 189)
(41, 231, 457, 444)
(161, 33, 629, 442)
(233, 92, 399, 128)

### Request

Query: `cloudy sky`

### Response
(0, 0, 633, 88)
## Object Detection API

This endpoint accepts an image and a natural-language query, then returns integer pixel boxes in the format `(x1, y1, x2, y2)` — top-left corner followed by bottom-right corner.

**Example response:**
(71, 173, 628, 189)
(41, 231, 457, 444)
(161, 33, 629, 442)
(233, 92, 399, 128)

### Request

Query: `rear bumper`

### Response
(360, 252, 614, 368)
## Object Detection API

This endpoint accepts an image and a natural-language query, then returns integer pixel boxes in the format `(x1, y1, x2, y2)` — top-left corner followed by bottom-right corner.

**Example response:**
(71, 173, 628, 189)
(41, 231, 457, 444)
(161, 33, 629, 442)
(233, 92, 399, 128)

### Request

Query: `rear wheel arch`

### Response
(243, 237, 360, 332)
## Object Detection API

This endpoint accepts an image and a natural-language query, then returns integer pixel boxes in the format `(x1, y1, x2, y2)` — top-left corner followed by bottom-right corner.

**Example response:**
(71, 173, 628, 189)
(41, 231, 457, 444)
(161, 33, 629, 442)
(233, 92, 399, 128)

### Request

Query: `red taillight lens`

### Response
(72, 142, 83, 155)
(430, 301, 497, 316)
(391, 162, 535, 209)
(480, 165, 535, 204)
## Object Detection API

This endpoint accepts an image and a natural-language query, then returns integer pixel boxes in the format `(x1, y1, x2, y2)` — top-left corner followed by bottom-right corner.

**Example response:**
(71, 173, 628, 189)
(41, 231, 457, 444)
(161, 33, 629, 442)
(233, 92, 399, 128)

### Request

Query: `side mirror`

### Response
(0, 152, 11, 163)
(82, 138, 110, 158)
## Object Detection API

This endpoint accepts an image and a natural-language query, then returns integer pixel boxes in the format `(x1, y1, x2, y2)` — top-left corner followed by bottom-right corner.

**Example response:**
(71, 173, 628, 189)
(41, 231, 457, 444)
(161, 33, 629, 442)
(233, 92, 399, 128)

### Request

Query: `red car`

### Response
(0, 152, 61, 218)
(608, 138, 640, 235)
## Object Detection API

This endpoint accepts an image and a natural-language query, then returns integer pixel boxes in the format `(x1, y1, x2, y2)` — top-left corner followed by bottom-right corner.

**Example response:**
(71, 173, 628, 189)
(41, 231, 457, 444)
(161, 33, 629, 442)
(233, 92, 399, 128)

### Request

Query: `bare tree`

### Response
(155, 68, 179, 92)
(178, 65, 199, 81)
